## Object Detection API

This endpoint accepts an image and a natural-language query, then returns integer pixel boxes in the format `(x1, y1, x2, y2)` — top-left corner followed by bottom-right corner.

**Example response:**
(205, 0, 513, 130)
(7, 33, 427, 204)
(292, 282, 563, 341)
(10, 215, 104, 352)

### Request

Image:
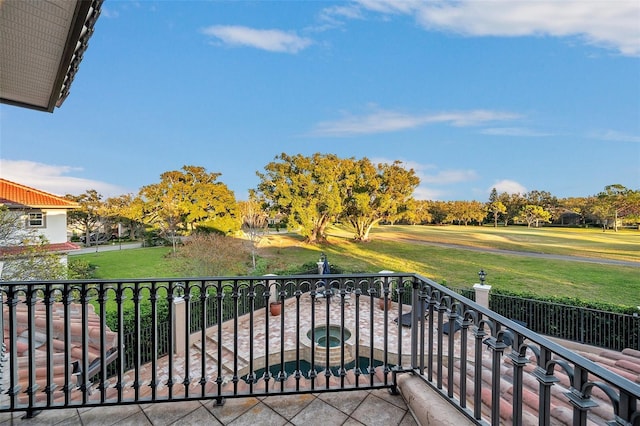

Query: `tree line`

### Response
(64, 154, 640, 246)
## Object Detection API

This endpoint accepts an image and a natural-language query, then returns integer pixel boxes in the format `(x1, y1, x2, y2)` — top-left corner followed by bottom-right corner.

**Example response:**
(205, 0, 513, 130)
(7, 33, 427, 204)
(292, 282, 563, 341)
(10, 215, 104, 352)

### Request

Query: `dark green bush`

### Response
(490, 288, 636, 314)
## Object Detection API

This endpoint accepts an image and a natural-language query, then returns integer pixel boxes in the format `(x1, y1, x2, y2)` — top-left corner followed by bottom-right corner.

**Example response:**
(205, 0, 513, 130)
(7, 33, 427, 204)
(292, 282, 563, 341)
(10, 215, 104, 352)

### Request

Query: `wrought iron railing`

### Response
(490, 293, 640, 352)
(1, 274, 638, 425)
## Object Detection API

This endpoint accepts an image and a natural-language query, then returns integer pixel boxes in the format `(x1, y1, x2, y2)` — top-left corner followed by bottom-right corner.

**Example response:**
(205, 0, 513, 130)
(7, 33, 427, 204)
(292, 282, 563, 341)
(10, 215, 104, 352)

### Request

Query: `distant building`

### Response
(0, 178, 80, 279)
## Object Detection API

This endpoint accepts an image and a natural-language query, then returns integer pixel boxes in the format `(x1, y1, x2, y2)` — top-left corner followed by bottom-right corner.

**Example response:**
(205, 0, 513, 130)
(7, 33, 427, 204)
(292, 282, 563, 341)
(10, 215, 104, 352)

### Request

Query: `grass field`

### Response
(76, 246, 176, 279)
(75, 225, 640, 308)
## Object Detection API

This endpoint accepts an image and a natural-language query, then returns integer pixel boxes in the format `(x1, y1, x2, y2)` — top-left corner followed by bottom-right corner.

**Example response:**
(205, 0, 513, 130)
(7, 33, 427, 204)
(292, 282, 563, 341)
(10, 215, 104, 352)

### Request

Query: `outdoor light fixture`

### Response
(478, 269, 487, 284)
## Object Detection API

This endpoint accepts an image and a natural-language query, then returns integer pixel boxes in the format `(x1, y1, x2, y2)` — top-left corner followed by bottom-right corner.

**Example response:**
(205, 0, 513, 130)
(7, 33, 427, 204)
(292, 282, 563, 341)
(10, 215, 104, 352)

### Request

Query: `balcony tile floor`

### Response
(0, 388, 417, 425)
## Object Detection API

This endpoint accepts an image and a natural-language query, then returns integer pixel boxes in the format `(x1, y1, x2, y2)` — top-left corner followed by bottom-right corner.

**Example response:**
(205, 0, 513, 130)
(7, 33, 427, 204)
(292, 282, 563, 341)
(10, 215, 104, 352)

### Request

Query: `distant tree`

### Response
(66, 189, 103, 246)
(256, 153, 347, 243)
(140, 183, 183, 253)
(342, 159, 419, 241)
(560, 196, 593, 226)
(486, 188, 507, 227)
(0, 205, 24, 245)
(238, 193, 269, 270)
(428, 201, 450, 225)
(401, 199, 433, 225)
(445, 200, 486, 226)
(498, 192, 525, 226)
(625, 190, 640, 227)
(516, 205, 552, 228)
(525, 190, 560, 222)
(0, 206, 65, 280)
(593, 184, 639, 231)
(102, 194, 144, 240)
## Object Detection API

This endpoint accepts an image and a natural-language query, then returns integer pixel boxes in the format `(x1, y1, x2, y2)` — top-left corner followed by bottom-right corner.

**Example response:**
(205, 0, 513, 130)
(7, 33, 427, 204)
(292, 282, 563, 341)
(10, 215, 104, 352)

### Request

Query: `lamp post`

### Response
(474, 269, 490, 309)
(478, 269, 487, 285)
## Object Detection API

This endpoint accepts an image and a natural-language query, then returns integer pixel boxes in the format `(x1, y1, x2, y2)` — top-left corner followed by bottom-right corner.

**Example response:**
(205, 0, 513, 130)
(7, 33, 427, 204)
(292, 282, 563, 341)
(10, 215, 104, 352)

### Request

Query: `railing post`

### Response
(473, 318, 487, 420)
(0, 261, 4, 400)
(565, 365, 595, 426)
(265, 274, 278, 304)
(173, 296, 186, 356)
(473, 282, 491, 309)
(483, 328, 508, 426)
(532, 347, 558, 426)
(410, 277, 420, 369)
(508, 346, 529, 425)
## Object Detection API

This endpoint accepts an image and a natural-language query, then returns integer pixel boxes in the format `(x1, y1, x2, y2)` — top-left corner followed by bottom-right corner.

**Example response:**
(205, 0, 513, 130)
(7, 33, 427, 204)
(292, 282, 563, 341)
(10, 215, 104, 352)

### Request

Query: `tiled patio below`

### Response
(0, 388, 418, 425)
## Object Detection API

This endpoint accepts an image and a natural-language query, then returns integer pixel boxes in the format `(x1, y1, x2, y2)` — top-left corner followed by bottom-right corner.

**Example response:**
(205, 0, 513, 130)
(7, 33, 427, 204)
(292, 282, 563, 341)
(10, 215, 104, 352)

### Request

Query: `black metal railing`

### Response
(1, 274, 638, 426)
(490, 293, 640, 351)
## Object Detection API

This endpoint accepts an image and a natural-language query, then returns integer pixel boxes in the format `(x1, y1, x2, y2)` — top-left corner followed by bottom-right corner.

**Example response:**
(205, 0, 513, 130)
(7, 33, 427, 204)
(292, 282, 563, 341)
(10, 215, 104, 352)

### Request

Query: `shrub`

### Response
(68, 258, 94, 279)
(490, 288, 636, 314)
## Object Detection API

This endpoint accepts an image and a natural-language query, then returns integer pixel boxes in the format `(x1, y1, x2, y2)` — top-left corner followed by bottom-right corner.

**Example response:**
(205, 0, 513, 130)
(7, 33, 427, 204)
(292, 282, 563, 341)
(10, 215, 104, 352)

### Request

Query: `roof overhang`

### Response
(0, 0, 103, 112)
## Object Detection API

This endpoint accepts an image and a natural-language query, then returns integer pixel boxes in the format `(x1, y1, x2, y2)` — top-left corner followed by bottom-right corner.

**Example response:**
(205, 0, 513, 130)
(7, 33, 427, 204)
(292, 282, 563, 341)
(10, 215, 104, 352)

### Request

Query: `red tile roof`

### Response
(4, 301, 118, 404)
(0, 178, 78, 208)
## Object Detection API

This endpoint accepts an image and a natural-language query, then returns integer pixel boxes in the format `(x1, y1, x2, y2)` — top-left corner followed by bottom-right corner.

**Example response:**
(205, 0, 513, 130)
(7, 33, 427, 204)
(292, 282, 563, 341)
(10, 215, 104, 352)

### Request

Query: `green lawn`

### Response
(75, 246, 177, 279)
(74, 225, 640, 308)
(368, 225, 640, 263)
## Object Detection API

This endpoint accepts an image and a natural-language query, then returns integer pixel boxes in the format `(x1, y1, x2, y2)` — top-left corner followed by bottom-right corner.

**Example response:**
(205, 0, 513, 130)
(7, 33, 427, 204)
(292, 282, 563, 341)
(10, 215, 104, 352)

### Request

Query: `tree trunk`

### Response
(361, 218, 381, 242)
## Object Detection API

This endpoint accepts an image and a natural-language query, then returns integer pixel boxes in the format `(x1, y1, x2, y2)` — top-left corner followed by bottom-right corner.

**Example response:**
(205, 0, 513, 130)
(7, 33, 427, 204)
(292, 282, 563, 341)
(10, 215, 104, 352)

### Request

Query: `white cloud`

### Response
(355, 0, 422, 15)
(592, 129, 640, 143)
(413, 186, 445, 201)
(355, 0, 640, 56)
(320, 5, 363, 23)
(310, 108, 520, 136)
(100, 7, 120, 19)
(0, 159, 130, 197)
(481, 127, 552, 137)
(201, 25, 312, 53)
(420, 169, 478, 185)
(489, 179, 527, 195)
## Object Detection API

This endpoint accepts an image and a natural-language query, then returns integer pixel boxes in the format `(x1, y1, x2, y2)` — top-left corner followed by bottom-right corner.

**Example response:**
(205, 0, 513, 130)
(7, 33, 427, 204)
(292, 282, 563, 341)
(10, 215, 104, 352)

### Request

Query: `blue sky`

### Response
(2, 0, 639, 201)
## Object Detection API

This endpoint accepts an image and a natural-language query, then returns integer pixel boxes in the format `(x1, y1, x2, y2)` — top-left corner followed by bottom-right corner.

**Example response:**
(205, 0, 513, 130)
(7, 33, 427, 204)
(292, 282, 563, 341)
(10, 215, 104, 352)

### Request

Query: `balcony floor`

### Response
(1, 388, 417, 425)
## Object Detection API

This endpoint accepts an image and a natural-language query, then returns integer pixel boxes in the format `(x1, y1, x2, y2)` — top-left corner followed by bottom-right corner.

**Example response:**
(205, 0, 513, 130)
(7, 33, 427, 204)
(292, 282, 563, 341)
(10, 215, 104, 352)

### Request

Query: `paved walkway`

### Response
(0, 388, 417, 426)
(68, 242, 143, 255)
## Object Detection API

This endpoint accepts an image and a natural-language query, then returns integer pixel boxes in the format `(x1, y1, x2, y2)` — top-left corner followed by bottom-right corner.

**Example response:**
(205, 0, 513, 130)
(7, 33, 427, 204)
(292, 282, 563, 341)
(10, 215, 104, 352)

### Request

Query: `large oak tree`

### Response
(256, 153, 347, 243)
(66, 189, 104, 246)
(140, 165, 239, 251)
(256, 153, 419, 243)
(343, 159, 419, 241)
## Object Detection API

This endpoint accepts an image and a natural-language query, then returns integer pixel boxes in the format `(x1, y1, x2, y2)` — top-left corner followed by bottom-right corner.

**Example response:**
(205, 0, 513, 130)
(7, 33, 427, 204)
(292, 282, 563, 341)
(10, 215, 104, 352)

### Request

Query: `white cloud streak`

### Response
(490, 179, 527, 195)
(354, 0, 640, 56)
(0, 159, 130, 197)
(481, 127, 552, 137)
(420, 169, 479, 185)
(372, 158, 478, 200)
(310, 109, 520, 137)
(413, 186, 445, 201)
(201, 25, 312, 53)
(592, 129, 640, 143)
